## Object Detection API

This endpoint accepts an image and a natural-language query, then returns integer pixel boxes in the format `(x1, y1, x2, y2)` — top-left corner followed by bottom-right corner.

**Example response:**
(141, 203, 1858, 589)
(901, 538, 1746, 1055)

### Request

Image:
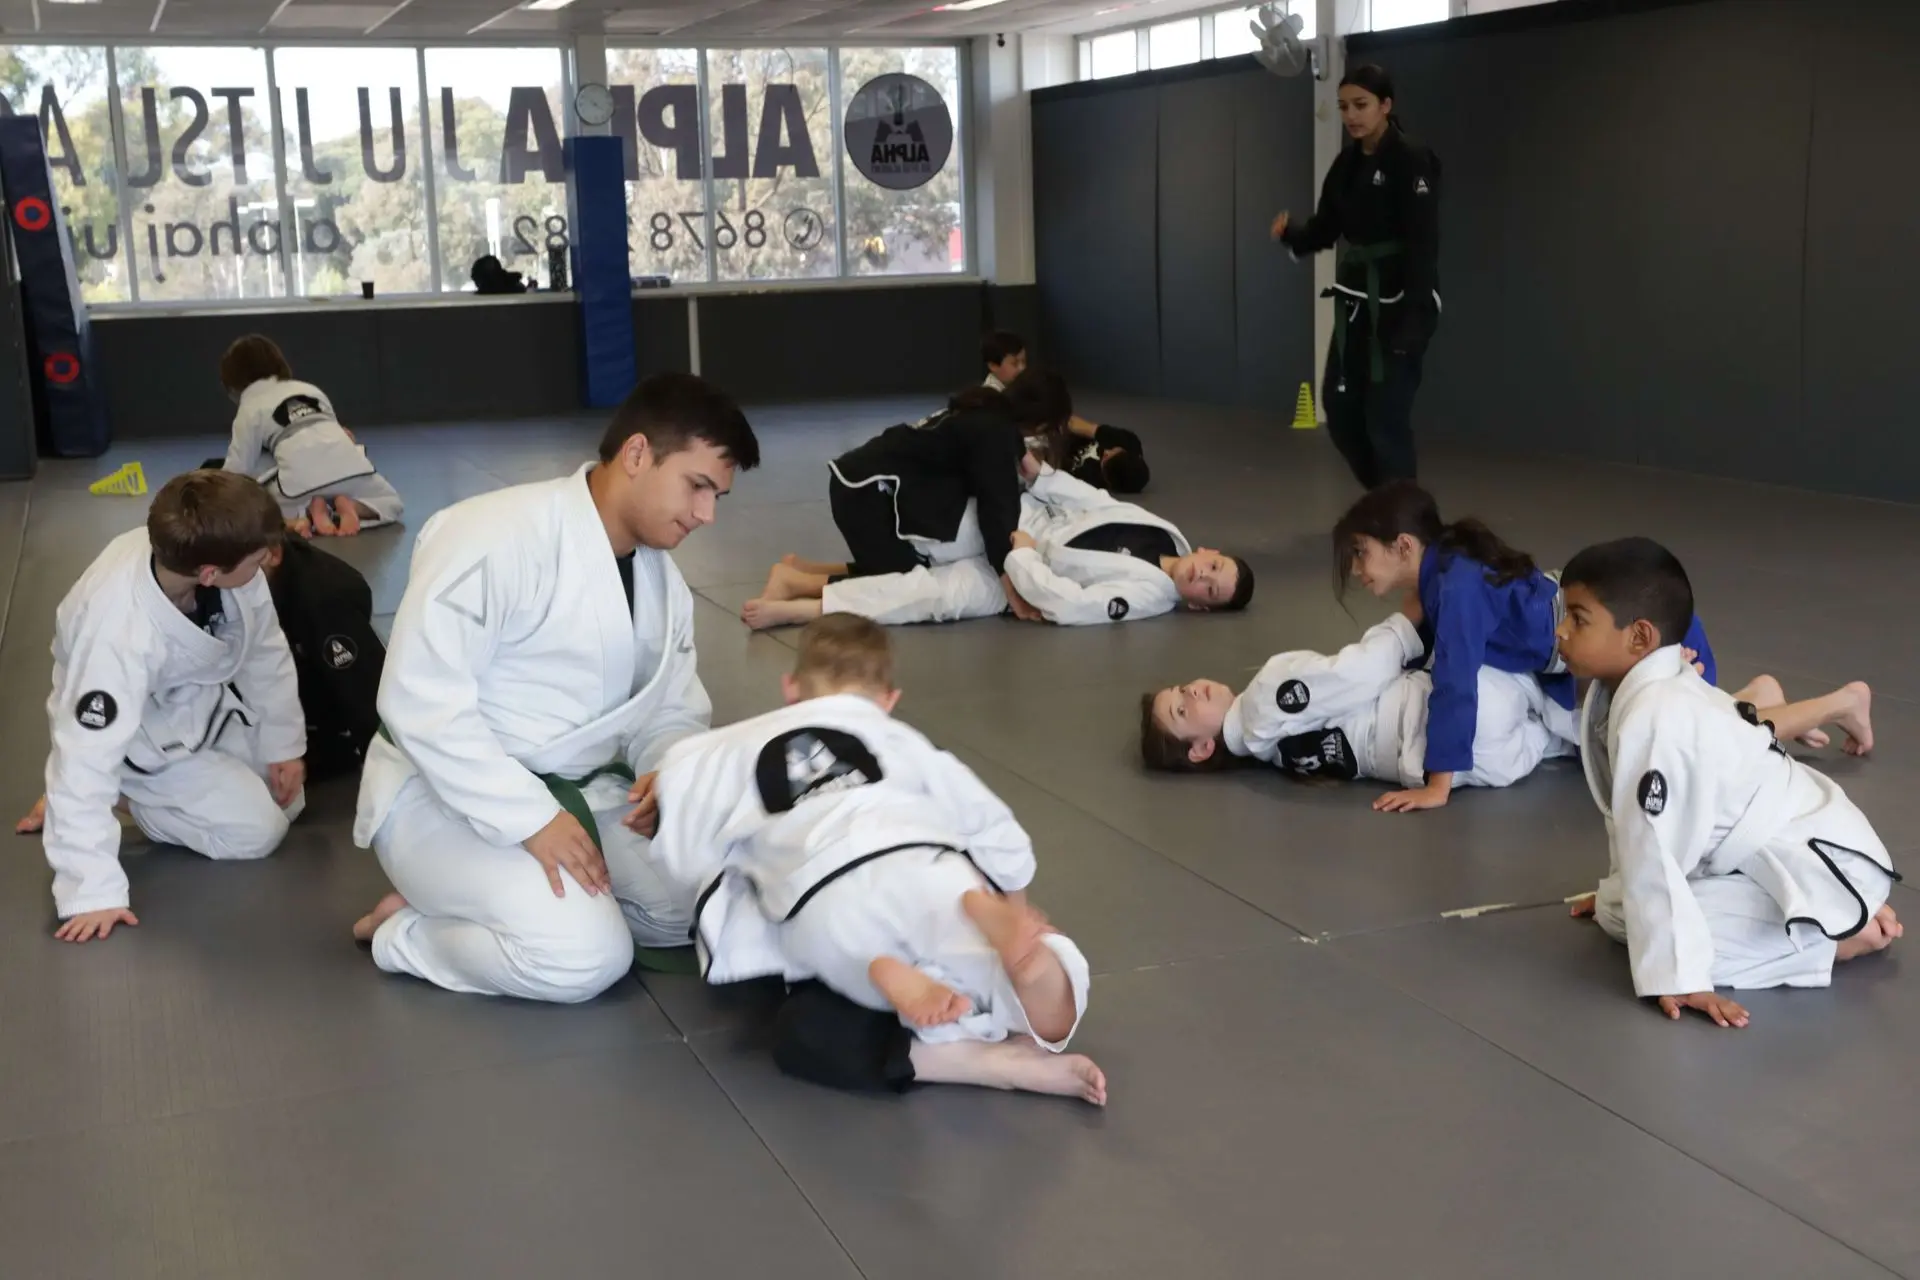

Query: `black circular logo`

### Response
(76, 690, 118, 730)
(1106, 597, 1129, 621)
(323, 634, 358, 669)
(1276, 679, 1310, 713)
(784, 207, 823, 251)
(13, 196, 51, 233)
(1638, 769, 1668, 816)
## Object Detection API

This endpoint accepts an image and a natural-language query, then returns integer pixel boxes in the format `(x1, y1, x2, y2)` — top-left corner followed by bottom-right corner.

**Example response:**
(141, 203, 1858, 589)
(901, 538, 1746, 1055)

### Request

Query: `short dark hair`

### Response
(1102, 450, 1150, 494)
(219, 334, 293, 392)
(1221, 556, 1255, 612)
(148, 470, 285, 573)
(981, 330, 1026, 367)
(597, 373, 761, 470)
(1560, 537, 1694, 648)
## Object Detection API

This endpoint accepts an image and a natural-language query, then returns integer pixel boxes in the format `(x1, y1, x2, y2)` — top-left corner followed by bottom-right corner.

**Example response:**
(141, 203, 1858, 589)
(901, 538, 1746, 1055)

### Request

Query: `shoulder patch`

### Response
(435, 560, 489, 627)
(1637, 769, 1668, 816)
(755, 727, 885, 814)
(323, 634, 358, 670)
(1107, 597, 1129, 621)
(1414, 177, 1430, 196)
(76, 690, 118, 730)
(1276, 679, 1310, 713)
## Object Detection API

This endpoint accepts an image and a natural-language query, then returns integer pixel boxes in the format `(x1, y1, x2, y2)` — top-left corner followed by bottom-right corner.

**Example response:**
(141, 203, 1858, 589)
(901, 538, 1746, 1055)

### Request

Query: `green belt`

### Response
(375, 725, 696, 973)
(1332, 239, 1405, 385)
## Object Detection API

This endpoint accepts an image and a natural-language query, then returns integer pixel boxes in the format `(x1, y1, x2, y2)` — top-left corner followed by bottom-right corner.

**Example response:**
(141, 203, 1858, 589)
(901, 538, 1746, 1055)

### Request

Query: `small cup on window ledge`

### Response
(360, 281, 375, 300)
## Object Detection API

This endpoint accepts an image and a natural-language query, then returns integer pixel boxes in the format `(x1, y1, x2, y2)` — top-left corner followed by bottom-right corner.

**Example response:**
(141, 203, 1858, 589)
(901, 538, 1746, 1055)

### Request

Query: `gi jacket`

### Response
(829, 404, 1028, 573)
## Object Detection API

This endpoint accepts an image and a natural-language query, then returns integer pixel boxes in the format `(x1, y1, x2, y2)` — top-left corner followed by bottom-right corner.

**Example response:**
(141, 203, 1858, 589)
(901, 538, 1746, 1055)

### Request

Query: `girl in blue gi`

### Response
(1332, 481, 1715, 813)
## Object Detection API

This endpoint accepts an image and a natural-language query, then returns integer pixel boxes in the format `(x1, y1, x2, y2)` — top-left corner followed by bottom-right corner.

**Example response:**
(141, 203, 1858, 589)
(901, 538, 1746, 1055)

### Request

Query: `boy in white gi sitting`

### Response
(1557, 538, 1900, 1028)
(19, 471, 306, 943)
(746, 466, 1250, 629)
(653, 615, 1105, 1104)
(1140, 611, 1572, 797)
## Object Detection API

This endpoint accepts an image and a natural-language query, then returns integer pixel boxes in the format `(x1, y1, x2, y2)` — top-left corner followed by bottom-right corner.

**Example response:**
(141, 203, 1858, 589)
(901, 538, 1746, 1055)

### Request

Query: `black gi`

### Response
(267, 539, 385, 781)
(1280, 124, 1441, 490)
(1066, 423, 1148, 493)
(827, 400, 1027, 578)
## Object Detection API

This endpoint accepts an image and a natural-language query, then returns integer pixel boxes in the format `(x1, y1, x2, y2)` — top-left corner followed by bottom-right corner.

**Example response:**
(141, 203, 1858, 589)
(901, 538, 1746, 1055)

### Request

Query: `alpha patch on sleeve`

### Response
(1637, 769, 1668, 815)
(76, 690, 117, 730)
(755, 727, 885, 814)
(1107, 597, 1129, 621)
(323, 635, 358, 670)
(1276, 679, 1311, 713)
(1276, 727, 1357, 781)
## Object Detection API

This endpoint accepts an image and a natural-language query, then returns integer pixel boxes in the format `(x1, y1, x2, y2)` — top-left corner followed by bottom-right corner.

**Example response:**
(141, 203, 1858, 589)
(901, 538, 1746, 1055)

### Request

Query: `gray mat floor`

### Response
(1, 396, 1914, 1279)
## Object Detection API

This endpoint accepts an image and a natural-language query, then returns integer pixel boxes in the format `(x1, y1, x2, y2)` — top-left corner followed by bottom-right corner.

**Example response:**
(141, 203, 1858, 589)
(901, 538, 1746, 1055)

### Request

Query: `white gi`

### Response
(41, 529, 306, 918)
(354, 463, 711, 1003)
(224, 377, 403, 526)
(1226, 614, 1572, 787)
(824, 469, 1186, 628)
(653, 694, 1091, 1049)
(1581, 645, 1899, 994)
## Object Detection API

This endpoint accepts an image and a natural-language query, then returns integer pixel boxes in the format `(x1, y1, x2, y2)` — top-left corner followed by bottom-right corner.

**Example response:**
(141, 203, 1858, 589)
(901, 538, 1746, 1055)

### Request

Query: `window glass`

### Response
(0, 45, 125, 301)
(607, 46, 706, 283)
(1371, 0, 1449, 31)
(425, 47, 569, 291)
(1088, 32, 1137, 80)
(839, 47, 964, 277)
(1148, 19, 1201, 69)
(704, 47, 836, 282)
(272, 47, 430, 297)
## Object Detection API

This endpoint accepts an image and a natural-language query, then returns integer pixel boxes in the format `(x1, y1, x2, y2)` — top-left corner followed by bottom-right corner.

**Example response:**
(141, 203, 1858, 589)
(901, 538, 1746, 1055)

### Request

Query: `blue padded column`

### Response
(565, 135, 637, 408)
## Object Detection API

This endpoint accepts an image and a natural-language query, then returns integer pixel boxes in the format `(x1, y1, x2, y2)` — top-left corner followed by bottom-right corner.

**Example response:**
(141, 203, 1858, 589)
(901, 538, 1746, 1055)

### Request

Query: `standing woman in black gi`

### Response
(1272, 64, 1440, 490)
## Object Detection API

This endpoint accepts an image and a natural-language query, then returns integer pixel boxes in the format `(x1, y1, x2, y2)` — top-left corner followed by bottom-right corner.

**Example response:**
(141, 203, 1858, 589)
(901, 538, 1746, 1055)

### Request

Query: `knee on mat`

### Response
(201, 798, 292, 862)
(509, 902, 636, 1004)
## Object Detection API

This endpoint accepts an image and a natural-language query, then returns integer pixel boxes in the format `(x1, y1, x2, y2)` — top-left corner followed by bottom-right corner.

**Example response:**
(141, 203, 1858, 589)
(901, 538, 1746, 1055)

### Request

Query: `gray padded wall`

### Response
(1032, 61, 1316, 412)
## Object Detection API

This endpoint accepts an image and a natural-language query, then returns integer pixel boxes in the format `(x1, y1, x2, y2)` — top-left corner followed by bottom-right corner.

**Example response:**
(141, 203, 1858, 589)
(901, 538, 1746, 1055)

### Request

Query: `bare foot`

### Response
(332, 498, 362, 536)
(308, 495, 338, 536)
(1799, 727, 1832, 750)
(1834, 682, 1873, 756)
(352, 891, 409, 943)
(1837, 904, 1902, 961)
(741, 597, 822, 630)
(870, 956, 972, 1028)
(781, 553, 845, 575)
(762, 562, 813, 603)
(911, 1036, 1107, 1105)
(1737, 675, 1784, 709)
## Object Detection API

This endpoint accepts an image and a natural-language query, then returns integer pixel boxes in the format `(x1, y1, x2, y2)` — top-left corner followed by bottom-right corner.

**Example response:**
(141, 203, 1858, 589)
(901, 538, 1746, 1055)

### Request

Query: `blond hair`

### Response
(793, 614, 894, 698)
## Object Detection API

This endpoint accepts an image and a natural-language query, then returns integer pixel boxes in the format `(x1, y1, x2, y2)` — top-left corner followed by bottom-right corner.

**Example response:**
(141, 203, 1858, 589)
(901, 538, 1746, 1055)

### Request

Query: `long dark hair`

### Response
(1331, 481, 1535, 596)
(1340, 63, 1403, 133)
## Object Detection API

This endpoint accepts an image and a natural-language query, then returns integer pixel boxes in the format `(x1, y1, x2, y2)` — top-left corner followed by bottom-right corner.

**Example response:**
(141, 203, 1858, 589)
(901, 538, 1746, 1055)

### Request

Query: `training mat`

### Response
(1332, 891, 1919, 1277)
(680, 944, 1896, 1280)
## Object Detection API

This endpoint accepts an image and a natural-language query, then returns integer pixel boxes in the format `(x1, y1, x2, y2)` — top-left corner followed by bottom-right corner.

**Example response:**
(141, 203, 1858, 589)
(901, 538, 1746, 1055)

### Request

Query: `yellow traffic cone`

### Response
(1290, 382, 1318, 430)
(89, 461, 147, 496)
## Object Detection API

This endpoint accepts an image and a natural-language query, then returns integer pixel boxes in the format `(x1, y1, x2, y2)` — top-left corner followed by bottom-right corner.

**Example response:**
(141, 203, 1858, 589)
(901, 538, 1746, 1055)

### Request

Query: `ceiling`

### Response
(1, 0, 1239, 44)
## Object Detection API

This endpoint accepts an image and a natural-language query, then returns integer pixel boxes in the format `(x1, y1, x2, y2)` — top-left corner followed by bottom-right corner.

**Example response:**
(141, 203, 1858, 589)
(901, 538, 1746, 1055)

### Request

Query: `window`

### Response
(607, 46, 705, 284)
(840, 47, 964, 277)
(425, 47, 569, 292)
(0, 45, 126, 302)
(117, 46, 281, 303)
(704, 47, 836, 282)
(1088, 32, 1138, 80)
(1371, 0, 1449, 30)
(1466, 0, 1554, 10)
(1215, 3, 1316, 56)
(1148, 19, 1201, 69)
(272, 48, 430, 298)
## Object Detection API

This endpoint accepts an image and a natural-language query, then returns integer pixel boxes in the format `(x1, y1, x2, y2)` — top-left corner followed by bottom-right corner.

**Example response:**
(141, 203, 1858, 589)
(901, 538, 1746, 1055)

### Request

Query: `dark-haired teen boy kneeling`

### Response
(21, 471, 306, 943)
(1559, 538, 1901, 1028)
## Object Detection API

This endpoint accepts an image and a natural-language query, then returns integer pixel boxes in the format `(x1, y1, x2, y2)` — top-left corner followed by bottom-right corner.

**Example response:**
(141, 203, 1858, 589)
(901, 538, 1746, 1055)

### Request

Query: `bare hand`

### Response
(523, 809, 609, 897)
(1002, 574, 1044, 623)
(1018, 450, 1042, 482)
(268, 759, 306, 808)
(1658, 991, 1750, 1028)
(56, 907, 139, 944)
(1399, 587, 1423, 628)
(1569, 893, 1597, 919)
(624, 771, 660, 837)
(1009, 530, 1037, 552)
(1374, 783, 1449, 813)
(16, 794, 46, 834)
(1270, 211, 1291, 241)
(1682, 646, 1706, 678)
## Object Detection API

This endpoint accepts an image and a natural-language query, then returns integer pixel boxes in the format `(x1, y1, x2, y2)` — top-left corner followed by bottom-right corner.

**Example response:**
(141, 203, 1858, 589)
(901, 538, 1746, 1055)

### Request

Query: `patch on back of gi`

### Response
(1107, 597, 1129, 620)
(1276, 727, 1356, 781)
(272, 394, 326, 428)
(1638, 769, 1668, 815)
(756, 727, 885, 814)
(323, 634, 358, 669)
(76, 690, 118, 730)
(1276, 679, 1310, 713)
